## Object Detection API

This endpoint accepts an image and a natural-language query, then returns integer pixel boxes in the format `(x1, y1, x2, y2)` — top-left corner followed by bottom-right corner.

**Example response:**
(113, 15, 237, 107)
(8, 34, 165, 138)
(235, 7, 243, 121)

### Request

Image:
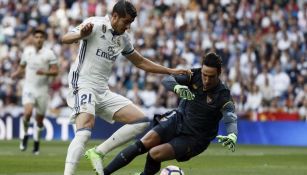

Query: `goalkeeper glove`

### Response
(174, 85, 195, 100)
(216, 133, 237, 152)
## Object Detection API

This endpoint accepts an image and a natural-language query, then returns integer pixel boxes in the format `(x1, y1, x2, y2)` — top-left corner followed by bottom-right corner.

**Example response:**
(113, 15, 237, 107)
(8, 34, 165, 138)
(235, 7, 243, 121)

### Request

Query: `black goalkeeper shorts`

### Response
(153, 112, 210, 162)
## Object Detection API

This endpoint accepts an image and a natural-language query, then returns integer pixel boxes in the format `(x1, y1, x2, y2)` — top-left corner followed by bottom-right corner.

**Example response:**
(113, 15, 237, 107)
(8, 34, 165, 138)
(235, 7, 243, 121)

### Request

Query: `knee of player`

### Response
(24, 110, 33, 117)
(148, 148, 163, 161)
(76, 113, 95, 128)
(141, 130, 161, 148)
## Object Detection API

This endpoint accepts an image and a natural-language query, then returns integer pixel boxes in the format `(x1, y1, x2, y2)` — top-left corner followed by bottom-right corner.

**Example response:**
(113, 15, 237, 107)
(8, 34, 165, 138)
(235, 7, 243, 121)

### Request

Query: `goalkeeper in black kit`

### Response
(103, 52, 238, 175)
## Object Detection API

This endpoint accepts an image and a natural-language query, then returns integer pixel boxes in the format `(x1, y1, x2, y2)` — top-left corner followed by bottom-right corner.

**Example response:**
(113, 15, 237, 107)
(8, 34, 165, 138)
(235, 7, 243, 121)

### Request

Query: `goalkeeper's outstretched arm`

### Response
(217, 101, 238, 152)
(162, 72, 192, 91)
(221, 101, 238, 135)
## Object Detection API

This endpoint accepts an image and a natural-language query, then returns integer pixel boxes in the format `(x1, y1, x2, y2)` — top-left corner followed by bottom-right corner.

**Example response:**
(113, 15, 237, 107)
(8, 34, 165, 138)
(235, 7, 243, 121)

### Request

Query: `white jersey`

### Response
(21, 46, 58, 93)
(68, 16, 134, 92)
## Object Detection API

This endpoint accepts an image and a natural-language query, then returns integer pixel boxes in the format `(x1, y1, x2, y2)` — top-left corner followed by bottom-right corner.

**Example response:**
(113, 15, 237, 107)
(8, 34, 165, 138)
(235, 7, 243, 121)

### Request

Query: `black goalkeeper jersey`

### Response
(162, 68, 234, 140)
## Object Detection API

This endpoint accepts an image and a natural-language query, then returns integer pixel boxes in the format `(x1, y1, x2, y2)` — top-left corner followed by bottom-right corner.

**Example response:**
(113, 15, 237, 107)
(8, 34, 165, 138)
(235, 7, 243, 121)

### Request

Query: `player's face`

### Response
(201, 65, 219, 91)
(112, 12, 134, 34)
(33, 33, 45, 49)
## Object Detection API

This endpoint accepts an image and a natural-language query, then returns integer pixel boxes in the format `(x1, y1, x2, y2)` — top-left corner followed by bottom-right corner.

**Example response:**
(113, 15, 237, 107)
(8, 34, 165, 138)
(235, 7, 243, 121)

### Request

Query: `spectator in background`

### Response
(244, 84, 263, 112)
(272, 62, 290, 98)
(259, 75, 274, 110)
(139, 82, 157, 108)
(255, 66, 273, 89)
(298, 97, 307, 121)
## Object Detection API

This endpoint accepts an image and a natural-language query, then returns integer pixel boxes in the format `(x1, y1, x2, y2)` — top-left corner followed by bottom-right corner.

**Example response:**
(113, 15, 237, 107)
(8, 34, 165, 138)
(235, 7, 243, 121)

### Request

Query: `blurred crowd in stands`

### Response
(0, 0, 306, 121)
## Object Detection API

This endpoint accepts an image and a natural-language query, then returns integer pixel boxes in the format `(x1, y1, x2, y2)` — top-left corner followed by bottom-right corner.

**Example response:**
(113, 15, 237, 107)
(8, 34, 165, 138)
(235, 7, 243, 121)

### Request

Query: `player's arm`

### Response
(37, 64, 59, 76)
(217, 101, 238, 152)
(221, 101, 238, 135)
(11, 65, 25, 79)
(126, 50, 191, 75)
(161, 71, 195, 100)
(61, 23, 94, 44)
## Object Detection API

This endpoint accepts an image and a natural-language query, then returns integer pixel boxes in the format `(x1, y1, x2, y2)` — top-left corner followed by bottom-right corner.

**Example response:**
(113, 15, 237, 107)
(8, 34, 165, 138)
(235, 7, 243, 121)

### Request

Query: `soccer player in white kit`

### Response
(11, 29, 59, 155)
(61, 1, 191, 174)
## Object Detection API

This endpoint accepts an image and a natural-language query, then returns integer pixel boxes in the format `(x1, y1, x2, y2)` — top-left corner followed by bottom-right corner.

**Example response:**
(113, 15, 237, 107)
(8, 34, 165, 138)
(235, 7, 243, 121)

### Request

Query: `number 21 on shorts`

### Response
(80, 93, 92, 105)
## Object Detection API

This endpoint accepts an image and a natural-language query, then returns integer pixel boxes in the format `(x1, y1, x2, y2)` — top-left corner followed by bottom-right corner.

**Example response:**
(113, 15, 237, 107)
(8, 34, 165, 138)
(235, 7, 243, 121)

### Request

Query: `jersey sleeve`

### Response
(71, 17, 97, 39)
(218, 89, 233, 108)
(220, 90, 238, 135)
(173, 74, 192, 86)
(121, 35, 134, 56)
(162, 71, 192, 91)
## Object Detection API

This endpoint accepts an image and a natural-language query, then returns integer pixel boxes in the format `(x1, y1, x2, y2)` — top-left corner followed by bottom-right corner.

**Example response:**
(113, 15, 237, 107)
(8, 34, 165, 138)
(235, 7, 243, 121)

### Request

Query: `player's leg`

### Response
(94, 122, 149, 156)
(85, 123, 149, 175)
(87, 93, 149, 155)
(103, 129, 161, 175)
(112, 103, 149, 123)
(94, 103, 149, 156)
(85, 91, 150, 174)
(141, 136, 211, 175)
(64, 113, 94, 175)
(103, 112, 178, 174)
(64, 89, 96, 175)
(139, 115, 179, 175)
(20, 103, 34, 151)
(142, 143, 175, 175)
(32, 113, 44, 155)
(32, 95, 48, 155)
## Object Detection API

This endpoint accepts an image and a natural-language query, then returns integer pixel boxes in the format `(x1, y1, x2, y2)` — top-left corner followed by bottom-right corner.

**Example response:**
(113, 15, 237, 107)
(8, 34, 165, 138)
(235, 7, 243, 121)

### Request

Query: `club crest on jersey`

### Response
(116, 38, 120, 47)
(102, 24, 107, 33)
(206, 95, 213, 104)
(112, 36, 121, 47)
(108, 46, 115, 56)
(192, 84, 198, 89)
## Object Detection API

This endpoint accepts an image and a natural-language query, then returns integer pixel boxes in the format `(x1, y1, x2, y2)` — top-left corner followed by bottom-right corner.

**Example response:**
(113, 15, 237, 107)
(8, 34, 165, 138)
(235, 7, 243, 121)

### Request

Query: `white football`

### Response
(160, 165, 184, 175)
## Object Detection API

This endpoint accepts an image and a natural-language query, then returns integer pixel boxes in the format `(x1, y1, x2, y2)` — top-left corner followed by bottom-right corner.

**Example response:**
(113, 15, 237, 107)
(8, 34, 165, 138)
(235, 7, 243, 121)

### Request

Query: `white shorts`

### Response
(22, 91, 48, 115)
(66, 88, 132, 123)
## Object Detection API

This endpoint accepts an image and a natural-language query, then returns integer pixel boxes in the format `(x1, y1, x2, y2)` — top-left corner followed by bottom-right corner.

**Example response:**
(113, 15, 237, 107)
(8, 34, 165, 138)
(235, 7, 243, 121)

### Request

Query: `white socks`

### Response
(64, 129, 91, 175)
(95, 122, 149, 155)
(64, 123, 149, 174)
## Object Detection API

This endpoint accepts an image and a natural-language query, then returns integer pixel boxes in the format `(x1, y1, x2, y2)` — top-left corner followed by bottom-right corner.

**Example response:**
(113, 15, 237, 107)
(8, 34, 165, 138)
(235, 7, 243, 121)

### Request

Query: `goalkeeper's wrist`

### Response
(228, 133, 237, 142)
(173, 84, 180, 92)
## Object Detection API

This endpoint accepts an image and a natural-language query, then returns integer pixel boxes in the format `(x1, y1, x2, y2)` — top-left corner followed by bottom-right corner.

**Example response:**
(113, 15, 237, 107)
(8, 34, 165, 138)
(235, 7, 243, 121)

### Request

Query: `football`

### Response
(160, 165, 184, 175)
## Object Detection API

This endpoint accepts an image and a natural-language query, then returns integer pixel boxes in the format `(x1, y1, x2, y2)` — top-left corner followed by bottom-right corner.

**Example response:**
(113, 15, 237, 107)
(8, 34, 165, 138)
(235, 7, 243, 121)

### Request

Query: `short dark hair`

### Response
(33, 29, 47, 38)
(202, 52, 222, 74)
(112, 0, 137, 18)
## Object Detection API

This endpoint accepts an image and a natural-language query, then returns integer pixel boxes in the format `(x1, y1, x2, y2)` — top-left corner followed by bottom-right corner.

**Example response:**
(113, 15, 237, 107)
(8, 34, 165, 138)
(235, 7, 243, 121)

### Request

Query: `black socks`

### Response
(104, 140, 147, 175)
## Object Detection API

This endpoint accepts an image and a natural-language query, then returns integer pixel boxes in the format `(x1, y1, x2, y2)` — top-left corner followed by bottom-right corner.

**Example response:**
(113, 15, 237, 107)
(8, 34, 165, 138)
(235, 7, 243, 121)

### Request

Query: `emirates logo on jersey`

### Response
(95, 46, 117, 62)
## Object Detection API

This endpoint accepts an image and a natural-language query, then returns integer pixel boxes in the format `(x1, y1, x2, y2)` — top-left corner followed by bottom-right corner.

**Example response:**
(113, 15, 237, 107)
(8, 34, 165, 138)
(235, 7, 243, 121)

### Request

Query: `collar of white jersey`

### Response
(105, 15, 121, 36)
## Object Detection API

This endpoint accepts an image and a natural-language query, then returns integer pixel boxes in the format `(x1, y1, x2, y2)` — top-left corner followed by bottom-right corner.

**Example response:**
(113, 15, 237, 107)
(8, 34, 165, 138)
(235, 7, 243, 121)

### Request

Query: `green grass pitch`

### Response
(0, 140, 306, 175)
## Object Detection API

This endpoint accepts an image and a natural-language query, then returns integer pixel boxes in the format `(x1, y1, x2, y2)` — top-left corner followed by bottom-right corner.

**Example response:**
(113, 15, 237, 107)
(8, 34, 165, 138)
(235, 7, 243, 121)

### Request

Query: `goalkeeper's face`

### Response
(111, 12, 135, 34)
(201, 65, 219, 91)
